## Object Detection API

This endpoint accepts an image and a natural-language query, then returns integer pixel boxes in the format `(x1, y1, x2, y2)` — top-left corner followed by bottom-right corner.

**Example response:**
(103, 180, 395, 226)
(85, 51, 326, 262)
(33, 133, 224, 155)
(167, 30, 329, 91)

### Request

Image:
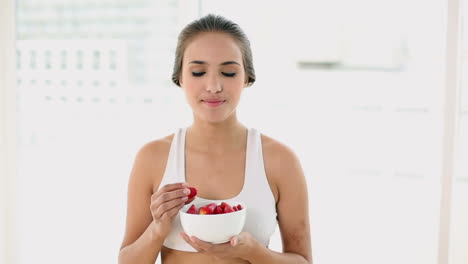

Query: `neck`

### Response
(186, 118, 247, 154)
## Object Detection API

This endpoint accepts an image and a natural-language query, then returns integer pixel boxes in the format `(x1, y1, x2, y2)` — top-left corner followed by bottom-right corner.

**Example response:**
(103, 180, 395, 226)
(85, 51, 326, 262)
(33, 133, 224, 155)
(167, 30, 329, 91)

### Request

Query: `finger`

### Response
(161, 182, 189, 192)
(230, 232, 249, 247)
(151, 188, 191, 211)
(189, 236, 214, 251)
(151, 182, 188, 201)
(230, 237, 238, 247)
(184, 196, 196, 205)
(230, 235, 242, 247)
(160, 201, 186, 220)
(154, 196, 188, 219)
(180, 232, 204, 252)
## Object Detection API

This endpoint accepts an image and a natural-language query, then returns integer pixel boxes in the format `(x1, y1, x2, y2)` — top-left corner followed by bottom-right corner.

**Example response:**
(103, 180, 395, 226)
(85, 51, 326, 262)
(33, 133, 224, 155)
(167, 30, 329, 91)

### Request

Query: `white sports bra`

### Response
(158, 127, 278, 252)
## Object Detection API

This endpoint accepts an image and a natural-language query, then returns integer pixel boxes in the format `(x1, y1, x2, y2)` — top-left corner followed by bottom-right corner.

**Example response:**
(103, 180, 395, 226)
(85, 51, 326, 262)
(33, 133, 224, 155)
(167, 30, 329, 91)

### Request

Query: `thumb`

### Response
(230, 232, 247, 247)
(230, 235, 241, 247)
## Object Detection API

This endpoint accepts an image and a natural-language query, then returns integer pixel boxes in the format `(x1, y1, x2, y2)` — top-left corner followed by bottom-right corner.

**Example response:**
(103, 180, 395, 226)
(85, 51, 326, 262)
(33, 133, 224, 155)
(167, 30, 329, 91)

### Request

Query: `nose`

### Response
(206, 73, 222, 93)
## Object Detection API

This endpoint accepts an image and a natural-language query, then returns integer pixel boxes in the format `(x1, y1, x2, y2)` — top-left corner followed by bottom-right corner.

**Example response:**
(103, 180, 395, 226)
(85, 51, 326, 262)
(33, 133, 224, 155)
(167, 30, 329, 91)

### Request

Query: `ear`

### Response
(178, 73, 183, 86)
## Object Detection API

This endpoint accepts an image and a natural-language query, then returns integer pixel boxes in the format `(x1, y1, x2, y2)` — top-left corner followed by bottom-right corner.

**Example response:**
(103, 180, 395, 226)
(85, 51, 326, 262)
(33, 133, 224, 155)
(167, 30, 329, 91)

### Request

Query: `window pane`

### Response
(15, 1, 185, 263)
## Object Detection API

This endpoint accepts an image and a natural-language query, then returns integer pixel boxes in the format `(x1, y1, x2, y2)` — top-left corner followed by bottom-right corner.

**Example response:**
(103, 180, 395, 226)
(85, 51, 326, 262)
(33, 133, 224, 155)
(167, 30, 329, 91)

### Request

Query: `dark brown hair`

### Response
(171, 14, 256, 87)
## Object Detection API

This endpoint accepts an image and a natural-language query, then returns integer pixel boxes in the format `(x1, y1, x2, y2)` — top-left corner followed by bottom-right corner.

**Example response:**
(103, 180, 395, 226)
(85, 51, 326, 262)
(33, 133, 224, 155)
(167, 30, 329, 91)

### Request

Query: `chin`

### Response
(193, 106, 236, 124)
(194, 112, 228, 124)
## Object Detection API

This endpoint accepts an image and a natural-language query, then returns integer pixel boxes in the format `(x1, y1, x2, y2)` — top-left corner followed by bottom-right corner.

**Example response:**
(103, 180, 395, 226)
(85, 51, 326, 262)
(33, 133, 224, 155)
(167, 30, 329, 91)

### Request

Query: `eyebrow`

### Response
(188, 60, 240, 66)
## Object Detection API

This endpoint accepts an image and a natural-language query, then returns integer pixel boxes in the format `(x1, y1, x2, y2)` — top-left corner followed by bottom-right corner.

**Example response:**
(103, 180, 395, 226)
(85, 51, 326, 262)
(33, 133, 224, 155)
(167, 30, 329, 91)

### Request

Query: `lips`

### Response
(203, 100, 225, 103)
(202, 100, 226, 107)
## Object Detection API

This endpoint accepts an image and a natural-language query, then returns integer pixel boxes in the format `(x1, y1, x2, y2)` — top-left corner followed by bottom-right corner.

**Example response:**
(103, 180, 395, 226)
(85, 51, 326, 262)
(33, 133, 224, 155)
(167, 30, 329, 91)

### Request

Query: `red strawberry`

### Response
(199, 203, 216, 215)
(224, 204, 235, 213)
(236, 204, 243, 210)
(186, 204, 197, 214)
(220, 202, 229, 209)
(188, 187, 197, 199)
(233, 206, 238, 211)
(199, 207, 212, 215)
(207, 203, 217, 211)
(215, 205, 224, 214)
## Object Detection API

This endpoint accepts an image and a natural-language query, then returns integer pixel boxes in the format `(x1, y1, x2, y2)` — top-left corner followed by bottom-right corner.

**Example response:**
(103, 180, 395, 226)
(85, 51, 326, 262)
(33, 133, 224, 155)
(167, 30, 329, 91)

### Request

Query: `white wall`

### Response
(0, 0, 18, 263)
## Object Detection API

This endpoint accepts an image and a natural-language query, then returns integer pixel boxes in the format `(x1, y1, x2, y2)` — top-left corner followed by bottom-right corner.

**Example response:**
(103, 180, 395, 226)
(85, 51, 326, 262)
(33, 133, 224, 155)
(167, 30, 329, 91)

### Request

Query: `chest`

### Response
(184, 149, 247, 200)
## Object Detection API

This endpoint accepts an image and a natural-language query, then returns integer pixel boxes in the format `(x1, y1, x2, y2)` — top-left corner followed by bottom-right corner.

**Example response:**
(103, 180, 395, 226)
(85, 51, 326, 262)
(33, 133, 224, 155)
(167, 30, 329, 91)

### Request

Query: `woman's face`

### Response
(179, 32, 248, 124)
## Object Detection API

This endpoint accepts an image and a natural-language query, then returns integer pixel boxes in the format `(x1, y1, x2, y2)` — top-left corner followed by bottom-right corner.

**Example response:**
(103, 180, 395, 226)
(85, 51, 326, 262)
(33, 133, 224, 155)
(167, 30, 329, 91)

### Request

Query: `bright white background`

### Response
(1, 0, 467, 263)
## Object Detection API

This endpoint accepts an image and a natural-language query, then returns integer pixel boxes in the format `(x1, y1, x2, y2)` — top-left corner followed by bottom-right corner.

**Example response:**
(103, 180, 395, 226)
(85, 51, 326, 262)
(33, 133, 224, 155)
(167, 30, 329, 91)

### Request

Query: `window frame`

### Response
(438, 0, 463, 263)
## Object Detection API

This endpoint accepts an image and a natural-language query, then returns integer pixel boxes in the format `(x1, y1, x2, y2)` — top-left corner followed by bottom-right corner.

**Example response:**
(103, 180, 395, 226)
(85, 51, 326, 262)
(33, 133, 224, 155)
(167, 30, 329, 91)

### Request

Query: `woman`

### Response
(119, 14, 312, 264)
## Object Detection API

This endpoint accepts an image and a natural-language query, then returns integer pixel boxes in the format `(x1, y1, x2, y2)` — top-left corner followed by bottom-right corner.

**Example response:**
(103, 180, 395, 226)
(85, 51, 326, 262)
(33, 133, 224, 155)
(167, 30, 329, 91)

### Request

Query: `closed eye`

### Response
(191, 72, 236, 77)
(222, 72, 236, 77)
(192, 72, 205, 77)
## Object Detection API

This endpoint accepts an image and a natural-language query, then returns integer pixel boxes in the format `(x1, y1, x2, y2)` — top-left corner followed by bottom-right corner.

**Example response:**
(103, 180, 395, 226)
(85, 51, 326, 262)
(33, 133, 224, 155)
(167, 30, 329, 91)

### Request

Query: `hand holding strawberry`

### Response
(149, 183, 196, 238)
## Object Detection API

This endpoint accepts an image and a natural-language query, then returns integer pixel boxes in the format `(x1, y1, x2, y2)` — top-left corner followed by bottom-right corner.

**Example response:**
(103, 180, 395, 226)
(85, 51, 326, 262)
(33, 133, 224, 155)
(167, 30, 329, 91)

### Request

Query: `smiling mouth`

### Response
(202, 100, 226, 107)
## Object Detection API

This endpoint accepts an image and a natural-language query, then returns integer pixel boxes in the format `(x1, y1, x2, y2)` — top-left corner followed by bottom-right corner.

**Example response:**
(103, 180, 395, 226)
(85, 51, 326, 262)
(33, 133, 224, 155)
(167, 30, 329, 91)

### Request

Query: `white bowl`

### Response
(179, 201, 247, 244)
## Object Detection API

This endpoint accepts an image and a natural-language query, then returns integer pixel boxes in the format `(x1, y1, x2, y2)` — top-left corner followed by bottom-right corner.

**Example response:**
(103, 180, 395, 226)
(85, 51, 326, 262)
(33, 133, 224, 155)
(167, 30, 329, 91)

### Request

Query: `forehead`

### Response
(183, 32, 243, 64)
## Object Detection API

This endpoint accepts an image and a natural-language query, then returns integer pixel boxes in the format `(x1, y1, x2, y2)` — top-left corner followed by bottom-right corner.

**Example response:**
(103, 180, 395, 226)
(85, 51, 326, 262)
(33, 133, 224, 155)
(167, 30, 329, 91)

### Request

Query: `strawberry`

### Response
(224, 204, 235, 213)
(199, 203, 216, 215)
(186, 204, 197, 214)
(207, 203, 217, 211)
(188, 187, 197, 199)
(195, 202, 242, 215)
(198, 207, 211, 215)
(215, 205, 224, 214)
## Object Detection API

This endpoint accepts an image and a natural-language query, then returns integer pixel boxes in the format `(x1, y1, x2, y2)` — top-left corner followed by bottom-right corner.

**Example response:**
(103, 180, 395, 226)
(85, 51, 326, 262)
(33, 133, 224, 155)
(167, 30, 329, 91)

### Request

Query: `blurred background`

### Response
(1, 0, 467, 263)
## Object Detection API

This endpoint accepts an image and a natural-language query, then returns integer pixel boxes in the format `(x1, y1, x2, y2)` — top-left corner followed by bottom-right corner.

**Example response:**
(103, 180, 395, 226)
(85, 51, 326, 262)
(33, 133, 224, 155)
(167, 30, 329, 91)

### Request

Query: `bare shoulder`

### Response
(139, 134, 174, 156)
(261, 133, 305, 201)
(261, 133, 299, 159)
(136, 134, 173, 165)
(132, 133, 175, 190)
(261, 133, 303, 176)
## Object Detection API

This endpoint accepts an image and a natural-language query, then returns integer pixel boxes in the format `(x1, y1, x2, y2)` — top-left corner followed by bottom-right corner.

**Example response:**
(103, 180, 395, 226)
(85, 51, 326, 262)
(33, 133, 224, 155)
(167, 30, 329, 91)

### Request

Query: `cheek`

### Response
(184, 89, 206, 108)
(185, 89, 199, 102)
(225, 76, 245, 90)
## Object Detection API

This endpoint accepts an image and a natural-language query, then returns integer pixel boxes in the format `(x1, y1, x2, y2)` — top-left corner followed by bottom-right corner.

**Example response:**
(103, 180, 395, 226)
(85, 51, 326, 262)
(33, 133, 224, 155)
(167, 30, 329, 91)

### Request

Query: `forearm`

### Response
(246, 244, 310, 264)
(119, 222, 165, 264)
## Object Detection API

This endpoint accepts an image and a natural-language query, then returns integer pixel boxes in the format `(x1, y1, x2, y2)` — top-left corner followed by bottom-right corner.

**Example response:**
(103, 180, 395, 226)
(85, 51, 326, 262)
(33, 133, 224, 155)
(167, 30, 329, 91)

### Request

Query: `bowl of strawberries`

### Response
(179, 200, 247, 244)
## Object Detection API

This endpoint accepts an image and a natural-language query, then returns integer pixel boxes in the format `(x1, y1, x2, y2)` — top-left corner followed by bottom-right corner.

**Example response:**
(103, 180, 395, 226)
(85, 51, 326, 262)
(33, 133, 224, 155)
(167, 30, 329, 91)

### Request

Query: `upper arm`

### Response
(119, 140, 168, 250)
(271, 142, 312, 263)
